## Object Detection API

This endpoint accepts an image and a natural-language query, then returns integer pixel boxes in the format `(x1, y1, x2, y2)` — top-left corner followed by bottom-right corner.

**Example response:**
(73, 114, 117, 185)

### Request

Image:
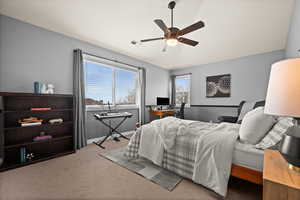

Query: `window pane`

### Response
(84, 61, 113, 105)
(116, 68, 137, 105)
(175, 76, 190, 105)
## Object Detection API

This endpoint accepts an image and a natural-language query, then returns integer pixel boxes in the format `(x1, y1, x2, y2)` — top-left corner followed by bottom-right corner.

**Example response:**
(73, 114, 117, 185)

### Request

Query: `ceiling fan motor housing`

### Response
(165, 27, 179, 39)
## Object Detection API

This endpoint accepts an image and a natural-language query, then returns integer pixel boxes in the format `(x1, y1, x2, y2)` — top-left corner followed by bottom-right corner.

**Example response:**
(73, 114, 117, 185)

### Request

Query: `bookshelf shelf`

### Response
(0, 150, 75, 171)
(0, 92, 75, 172)
(4, 121, 73, 131)
(4, 108, 73, 113)
(5, 135, 73, 149)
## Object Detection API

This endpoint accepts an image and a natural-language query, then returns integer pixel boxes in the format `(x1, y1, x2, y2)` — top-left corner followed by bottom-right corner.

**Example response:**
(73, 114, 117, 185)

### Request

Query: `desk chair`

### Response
(175, 103, 186, 119)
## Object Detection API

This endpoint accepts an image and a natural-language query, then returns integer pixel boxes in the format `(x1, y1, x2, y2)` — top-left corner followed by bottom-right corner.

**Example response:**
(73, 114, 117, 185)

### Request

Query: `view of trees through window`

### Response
(175, 75, 191, 105)
(84, 60, 137, 106)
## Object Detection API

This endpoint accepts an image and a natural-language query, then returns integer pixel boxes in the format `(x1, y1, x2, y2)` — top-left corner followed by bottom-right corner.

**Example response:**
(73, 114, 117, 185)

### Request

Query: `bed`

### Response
(232, 140, 263, 184)
(125, 117, 264, 196)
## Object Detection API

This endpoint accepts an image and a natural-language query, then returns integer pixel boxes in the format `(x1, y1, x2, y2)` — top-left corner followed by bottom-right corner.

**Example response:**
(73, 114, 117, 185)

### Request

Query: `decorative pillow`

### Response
(255, 117, 294, 150)
(239, 107, 276, 144)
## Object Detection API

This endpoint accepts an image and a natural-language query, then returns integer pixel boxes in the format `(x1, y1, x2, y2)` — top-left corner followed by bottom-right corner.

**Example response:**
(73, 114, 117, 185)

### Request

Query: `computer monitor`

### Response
(157, 97, 170, 106)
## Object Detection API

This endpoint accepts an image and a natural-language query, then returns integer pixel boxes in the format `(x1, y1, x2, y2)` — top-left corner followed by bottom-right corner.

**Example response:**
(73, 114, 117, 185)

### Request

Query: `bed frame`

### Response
(231, 164, 263, 185)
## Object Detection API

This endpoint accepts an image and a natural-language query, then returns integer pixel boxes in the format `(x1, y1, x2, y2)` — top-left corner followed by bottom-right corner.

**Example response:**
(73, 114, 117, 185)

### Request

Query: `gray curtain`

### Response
(170, 75, 176, 106)
(138, 68, 146, 125)
(73, 49, 87, 149)
(0, 96, 4, 166)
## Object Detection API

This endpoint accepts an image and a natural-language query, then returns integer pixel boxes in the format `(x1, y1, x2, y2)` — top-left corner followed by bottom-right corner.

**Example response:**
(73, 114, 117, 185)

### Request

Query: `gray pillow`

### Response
(239, 107, 276, 144)
(255, 117, 294, 150)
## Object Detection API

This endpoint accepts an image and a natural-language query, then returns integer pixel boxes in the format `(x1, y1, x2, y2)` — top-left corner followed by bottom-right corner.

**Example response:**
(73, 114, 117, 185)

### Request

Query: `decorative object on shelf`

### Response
(49, 118, 63, 124)
(18, 117, 43, 127)
(33, 82, 55, 94)
(34, 81, 41, 94)
(26, 153, 35, 161)
(40, 83, 47, 94)
(40, 131, 45, 136)
(46, 84, 54, 94)
(20, 147, 27, 163)
(30, 107, 51, 111)
(206, 74, 231, 98)
(264, 58, 300, 172)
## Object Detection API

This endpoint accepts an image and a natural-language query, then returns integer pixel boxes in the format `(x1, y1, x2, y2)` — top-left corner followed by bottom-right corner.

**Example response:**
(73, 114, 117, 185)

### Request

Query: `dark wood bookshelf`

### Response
(0, 92, 75, 171)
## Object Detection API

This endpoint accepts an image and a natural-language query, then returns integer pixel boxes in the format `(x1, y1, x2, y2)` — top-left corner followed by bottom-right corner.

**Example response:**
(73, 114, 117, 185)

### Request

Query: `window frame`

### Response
(174, 74, 191, 107)
(83, 54, 139, 110)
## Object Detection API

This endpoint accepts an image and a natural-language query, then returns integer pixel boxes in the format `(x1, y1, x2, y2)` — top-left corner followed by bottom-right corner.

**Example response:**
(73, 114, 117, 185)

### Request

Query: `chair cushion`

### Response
(237, 101, 256, 123)
(255, 117, 294, 149)
(237, 100, 265, 123)
(239, 107, 276, 144)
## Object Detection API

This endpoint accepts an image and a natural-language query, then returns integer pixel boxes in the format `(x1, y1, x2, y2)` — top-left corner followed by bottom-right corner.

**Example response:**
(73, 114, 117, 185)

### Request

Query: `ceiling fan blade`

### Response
(154, 19, 169, 33)
(178, 37, 199, 46)
(178, 21, 205, 36)
(140, 37, 164, 42)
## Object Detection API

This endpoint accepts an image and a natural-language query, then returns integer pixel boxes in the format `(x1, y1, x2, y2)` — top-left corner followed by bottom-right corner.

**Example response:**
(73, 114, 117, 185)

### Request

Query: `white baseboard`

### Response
(87, 130, 135, 144)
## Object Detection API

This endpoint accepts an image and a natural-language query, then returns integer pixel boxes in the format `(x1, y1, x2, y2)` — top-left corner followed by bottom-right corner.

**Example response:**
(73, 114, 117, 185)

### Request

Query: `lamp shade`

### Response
(264, 58, 300, 118)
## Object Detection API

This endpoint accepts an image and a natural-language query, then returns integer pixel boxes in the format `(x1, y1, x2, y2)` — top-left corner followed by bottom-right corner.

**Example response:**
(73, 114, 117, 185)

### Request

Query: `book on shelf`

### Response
(33, 135, 52, 142)
(20, 122, 42, 127)
(30, 107, 51, 111)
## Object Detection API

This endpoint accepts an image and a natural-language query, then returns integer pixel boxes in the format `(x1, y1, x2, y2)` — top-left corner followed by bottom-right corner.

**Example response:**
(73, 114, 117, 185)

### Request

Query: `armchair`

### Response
(218, 100, 265, 123)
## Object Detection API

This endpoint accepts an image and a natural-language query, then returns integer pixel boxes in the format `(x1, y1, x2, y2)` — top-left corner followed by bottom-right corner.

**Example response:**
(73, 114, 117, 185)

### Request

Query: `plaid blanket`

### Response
(124, 121, 218, 179)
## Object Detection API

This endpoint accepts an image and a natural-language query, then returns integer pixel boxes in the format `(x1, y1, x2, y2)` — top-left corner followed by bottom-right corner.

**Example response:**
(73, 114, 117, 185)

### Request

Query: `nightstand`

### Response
(263, 150, 300, 200)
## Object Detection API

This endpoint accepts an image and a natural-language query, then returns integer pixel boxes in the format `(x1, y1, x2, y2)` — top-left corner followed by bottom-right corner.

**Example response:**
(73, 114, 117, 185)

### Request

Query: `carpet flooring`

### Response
(0, 138, 262, 200)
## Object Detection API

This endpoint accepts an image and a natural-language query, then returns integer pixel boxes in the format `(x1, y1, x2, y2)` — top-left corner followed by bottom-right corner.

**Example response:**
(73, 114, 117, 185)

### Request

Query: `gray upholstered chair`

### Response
(218, 100, 265, 123)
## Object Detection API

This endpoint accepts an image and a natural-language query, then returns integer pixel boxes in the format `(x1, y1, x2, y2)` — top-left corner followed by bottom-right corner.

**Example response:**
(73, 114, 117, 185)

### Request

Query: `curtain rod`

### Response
(172, 73, 192, 77)
(83, 52, 142, 70)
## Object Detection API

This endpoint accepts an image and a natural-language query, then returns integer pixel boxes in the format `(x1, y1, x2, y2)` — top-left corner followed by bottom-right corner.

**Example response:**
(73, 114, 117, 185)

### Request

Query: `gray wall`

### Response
(171, 50, 285, 122)
(286, 0, 300, 58)
(0, 15, 169, 139)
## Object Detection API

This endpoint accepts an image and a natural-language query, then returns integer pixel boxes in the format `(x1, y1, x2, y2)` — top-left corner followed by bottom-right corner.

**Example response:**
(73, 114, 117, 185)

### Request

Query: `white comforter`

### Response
(138, 117, 239, 196)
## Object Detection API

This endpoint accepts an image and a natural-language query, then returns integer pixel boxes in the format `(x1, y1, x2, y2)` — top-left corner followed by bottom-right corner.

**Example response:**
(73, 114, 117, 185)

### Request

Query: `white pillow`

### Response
(239, 107, 276, 144)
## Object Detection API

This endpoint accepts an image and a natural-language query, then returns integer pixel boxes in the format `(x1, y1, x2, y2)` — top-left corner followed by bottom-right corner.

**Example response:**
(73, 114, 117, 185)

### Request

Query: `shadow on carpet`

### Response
(99, 147, 182, 191)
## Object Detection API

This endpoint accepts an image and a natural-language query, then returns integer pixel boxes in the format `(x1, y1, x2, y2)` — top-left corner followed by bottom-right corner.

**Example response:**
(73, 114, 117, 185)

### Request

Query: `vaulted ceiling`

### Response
(0, 0, 295, 69)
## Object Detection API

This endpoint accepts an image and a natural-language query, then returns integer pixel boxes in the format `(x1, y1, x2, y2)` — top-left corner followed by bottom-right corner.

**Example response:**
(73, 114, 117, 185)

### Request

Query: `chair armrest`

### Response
(218, 116, 238, 123)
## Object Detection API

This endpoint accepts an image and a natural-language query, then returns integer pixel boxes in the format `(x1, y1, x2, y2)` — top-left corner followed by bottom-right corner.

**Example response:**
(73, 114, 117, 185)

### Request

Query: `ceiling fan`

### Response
(131, 1, 205, 49)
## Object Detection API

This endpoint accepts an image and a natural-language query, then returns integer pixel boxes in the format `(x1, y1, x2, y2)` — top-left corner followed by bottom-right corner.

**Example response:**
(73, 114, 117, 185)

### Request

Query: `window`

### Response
(115, 68, 137, 105)
(84, 59, 138, 107)
(175, 74, 191, 106)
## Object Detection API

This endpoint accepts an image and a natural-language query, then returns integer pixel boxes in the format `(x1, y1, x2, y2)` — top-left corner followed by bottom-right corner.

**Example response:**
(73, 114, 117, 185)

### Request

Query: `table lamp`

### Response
(264, 58, 300, 172)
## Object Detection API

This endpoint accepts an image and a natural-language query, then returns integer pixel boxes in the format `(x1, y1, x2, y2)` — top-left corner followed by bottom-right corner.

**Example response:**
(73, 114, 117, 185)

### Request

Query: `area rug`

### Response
(99, 147, 182, 191)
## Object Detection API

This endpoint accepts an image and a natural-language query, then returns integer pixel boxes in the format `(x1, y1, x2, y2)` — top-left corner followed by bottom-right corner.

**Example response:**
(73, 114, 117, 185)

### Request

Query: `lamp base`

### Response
(289, 164, 300, 173)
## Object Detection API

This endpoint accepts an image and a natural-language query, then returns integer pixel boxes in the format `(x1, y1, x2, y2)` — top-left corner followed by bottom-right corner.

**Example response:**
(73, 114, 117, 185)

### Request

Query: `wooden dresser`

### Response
(263, 150, 300, 200)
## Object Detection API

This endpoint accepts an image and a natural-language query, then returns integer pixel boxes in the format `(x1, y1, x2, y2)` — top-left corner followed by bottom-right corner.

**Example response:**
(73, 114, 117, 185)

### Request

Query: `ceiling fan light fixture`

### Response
(166, 38, 178, 46)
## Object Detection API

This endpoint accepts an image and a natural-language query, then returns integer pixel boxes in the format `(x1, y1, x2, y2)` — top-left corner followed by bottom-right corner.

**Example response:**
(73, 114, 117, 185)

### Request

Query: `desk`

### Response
(150, 109, 176, 120)
(93, 112, 133, 149)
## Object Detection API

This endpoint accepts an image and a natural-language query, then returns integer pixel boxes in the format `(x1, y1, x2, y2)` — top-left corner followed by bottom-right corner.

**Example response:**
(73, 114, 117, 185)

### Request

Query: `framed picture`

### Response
(206, 74, 231, 98)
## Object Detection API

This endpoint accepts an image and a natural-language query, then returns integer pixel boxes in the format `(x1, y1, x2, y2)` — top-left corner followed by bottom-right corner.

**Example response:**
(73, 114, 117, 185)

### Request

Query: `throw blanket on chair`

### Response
(125, 117, 239, 197)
